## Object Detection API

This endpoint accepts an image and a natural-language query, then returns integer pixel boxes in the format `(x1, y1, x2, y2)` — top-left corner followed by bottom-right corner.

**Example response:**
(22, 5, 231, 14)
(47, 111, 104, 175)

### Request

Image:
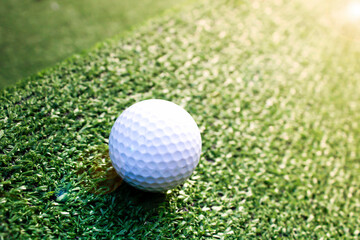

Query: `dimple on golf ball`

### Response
(109, 99, 202, 192)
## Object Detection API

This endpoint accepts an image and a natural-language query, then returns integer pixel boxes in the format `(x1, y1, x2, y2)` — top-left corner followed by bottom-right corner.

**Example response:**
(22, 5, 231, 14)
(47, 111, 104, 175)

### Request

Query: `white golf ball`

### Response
(109, 99, 202, 192)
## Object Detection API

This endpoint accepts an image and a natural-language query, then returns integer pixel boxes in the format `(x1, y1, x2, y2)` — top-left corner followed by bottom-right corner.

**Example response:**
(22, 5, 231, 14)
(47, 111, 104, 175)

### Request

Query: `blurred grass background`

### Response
(0, 0, 187, 88)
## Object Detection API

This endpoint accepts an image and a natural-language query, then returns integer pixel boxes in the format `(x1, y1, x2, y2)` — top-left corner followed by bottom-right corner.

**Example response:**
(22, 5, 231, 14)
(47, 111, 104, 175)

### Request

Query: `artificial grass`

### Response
(0, 0, 188, 88)
(1, 0, 360, 238)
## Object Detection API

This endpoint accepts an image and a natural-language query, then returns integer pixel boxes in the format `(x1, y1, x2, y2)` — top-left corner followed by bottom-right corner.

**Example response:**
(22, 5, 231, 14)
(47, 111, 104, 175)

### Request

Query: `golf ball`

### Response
(109, 99, 202, 192)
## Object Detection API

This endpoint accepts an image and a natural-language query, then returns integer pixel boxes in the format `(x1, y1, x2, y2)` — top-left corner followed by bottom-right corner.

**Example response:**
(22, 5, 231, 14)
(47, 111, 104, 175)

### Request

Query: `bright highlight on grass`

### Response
(346, 1, 360, 21)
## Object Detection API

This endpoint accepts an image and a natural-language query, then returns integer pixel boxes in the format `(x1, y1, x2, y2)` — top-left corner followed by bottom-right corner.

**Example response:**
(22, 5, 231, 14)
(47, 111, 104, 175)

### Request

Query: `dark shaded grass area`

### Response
(0, 0, 188, 88)
(1, 0, 360, 238)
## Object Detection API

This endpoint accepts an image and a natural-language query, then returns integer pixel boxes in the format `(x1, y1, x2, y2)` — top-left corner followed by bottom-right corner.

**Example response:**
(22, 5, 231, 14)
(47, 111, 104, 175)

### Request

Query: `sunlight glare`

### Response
(347, 1, 360, 21)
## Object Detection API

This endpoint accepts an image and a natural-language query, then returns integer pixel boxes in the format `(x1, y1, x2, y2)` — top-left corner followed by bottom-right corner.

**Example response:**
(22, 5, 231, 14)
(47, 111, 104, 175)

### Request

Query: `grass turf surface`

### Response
(0, 0, 187, 88)
(1, 0, 360, 238)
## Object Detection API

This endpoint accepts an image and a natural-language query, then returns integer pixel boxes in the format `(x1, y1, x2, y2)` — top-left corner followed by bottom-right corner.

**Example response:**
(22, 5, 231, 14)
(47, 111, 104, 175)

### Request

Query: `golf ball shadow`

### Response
(114, 181, 169, 210)
(76, 145, 124, 195)
(76, 144, 170, 209)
